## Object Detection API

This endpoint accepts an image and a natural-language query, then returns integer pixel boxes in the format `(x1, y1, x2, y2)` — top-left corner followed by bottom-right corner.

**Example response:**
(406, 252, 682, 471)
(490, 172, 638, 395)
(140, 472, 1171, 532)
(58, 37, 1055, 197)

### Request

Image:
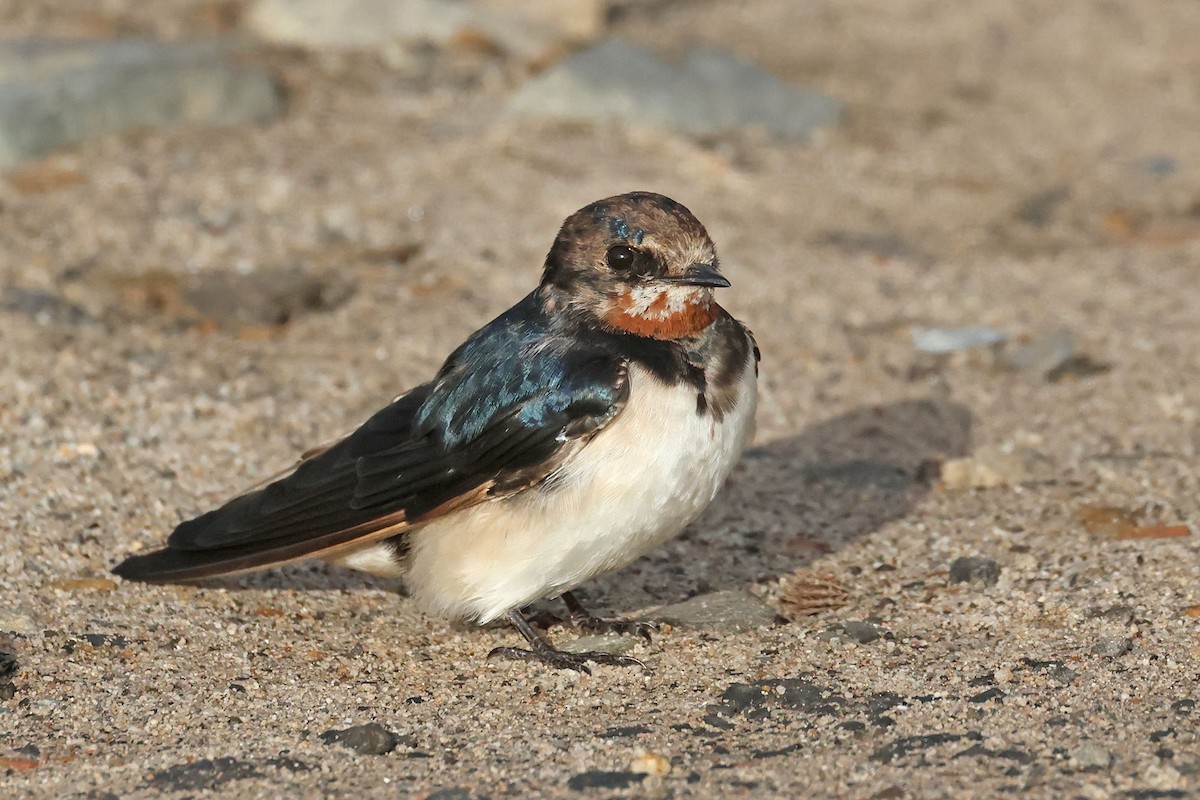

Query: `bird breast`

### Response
(401, 352, 758, 624)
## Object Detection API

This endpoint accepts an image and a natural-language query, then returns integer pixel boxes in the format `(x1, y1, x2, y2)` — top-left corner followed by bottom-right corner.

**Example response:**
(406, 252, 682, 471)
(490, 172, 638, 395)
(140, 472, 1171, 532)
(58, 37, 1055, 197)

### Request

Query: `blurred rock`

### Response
(0, 608, 38, 634)
(1003, 329, 1075, 373)
(940, 446, 1053, 489)
(249, 0, 472, 48)
(567, 771, 645, 790)
(912, 326, 1007, 354)
(507, 40, 842, 138)
(647, 590, 777, 632)
(1129, 154, 1178, 178)
(0, 38, 284, 167)
(1072, 743, 1112, 770)
(1000, 329, 1109, 381)
(1015, 186, 1069, 229)
(949, 556, 1001, 587)
(1091, 637, 1132, 658)
(1, 287, 89, 325)
(831, 620, 884, 644)
(247, 0, 585, 64)
(319, 723, 407, 755)
(628, 750, 671, 776)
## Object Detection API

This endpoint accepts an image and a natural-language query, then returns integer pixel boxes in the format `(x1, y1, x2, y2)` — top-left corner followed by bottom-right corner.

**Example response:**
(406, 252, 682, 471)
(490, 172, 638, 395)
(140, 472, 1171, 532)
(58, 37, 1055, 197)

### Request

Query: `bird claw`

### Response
(572, 616, 660, 643)
(488, 646, 645, 674)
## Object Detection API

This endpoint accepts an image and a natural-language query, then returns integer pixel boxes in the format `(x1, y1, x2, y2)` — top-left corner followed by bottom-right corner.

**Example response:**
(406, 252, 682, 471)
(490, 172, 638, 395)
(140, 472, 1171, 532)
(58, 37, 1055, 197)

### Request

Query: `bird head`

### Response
(539, 192, 729, 340)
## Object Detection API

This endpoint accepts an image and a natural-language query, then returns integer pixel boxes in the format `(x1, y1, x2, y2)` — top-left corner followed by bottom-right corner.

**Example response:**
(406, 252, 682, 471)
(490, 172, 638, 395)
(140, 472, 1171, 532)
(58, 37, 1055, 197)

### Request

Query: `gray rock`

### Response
(838, 621, 883, 644)
(508, 39, 842, 139)
(0, 38, 284, 167)
(247, 0, 579, 63)
(560, 633, 637, 656)
(647, 590, 778, 633)
(1002, 329, 1076, 375)
(1091, 636, 1132, 658)
(1072, 743, 1112, 770)
(912, 326, 1007, 354)
(949, 556, 1001, 587)
(319, 723, 408, 755)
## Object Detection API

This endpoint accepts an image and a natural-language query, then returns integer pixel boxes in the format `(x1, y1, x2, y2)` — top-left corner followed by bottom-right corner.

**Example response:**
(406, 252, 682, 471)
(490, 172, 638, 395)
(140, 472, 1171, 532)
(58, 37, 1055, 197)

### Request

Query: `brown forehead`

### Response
(565, 192, 712, 251)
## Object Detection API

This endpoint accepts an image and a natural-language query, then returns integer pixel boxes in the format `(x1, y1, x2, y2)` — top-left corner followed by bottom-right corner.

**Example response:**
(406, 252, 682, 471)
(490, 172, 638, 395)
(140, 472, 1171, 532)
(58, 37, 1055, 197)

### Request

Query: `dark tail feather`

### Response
(111, 507, 410, 584)
(112, 544, 305, 583)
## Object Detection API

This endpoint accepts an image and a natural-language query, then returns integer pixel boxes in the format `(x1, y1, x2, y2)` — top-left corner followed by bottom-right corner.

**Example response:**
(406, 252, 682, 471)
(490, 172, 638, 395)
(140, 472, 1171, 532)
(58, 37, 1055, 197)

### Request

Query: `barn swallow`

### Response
(114, 191, 759, 673)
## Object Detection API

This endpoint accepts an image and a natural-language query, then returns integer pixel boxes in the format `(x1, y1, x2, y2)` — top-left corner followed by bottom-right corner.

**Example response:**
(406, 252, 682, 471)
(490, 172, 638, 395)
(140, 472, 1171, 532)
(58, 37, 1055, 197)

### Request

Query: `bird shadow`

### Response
(197, 397, 973, 609)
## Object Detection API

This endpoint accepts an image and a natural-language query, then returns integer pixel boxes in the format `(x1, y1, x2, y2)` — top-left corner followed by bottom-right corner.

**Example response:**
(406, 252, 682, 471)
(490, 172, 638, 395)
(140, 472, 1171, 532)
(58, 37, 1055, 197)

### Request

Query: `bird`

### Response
(113, 191, 760, 673)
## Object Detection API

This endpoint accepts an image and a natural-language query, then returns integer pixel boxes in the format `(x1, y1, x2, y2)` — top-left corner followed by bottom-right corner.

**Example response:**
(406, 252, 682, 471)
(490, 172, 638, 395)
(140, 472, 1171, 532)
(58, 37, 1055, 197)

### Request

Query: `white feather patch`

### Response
(622, 285, 711, 320)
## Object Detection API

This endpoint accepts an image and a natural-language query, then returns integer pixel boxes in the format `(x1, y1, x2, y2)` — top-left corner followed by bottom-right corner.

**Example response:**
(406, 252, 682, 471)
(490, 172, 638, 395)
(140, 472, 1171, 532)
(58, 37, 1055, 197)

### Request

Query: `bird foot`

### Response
(488, 645, 645, 675)
(559, 590, 660, 642)
(570, 614, 659, 642)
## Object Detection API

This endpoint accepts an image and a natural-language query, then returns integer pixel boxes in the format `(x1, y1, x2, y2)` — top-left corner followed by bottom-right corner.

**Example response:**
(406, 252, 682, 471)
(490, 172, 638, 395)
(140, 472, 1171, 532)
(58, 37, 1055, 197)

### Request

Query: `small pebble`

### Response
(1091, 637, 1132, 658)
(839, 621, 883, 644)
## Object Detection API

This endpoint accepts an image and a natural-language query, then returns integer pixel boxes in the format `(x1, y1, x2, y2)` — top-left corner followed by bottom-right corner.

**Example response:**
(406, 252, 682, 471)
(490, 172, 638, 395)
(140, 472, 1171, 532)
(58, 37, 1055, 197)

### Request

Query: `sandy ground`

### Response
(3, 0, 1200, 797)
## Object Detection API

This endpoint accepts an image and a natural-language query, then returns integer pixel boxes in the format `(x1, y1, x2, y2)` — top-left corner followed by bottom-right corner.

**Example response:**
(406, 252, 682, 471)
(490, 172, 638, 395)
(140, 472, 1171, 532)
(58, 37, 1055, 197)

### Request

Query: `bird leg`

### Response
(488, 609, 645, 674)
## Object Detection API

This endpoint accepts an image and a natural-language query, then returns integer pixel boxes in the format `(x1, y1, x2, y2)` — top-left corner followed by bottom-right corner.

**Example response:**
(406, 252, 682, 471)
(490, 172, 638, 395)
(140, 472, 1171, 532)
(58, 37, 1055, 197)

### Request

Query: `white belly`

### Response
(397, 357, 757, 623)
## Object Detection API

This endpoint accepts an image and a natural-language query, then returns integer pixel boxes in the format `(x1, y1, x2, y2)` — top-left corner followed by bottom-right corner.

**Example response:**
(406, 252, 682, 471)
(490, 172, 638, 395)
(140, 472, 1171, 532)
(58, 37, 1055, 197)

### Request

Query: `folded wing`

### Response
(113, 341, 629, 582)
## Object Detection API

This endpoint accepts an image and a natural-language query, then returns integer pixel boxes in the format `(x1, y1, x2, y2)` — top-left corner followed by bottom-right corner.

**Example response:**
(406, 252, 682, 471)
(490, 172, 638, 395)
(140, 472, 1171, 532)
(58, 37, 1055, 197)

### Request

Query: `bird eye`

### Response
(606, 245, 637, 271)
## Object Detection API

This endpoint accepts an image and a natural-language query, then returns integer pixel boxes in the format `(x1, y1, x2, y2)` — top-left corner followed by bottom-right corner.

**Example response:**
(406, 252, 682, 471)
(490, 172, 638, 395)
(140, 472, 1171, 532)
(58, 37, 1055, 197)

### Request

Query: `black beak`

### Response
(666, 263, 731, 289)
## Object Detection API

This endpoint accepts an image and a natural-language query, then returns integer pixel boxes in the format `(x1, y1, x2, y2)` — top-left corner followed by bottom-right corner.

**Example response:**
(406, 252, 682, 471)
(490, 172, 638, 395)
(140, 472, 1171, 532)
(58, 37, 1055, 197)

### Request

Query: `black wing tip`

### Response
(111, 549, 217, 584)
